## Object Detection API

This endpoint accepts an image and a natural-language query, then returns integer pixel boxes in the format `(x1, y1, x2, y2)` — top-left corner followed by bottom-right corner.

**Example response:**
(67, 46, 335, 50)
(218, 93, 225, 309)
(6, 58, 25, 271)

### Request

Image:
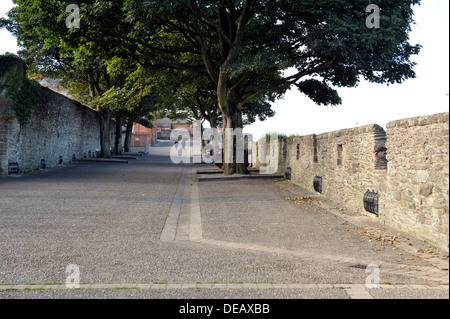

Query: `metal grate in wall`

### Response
(8, 162, 19, 174)
(285, 167, 292, 180)
(313, 176, 323, 194)
(364, 190, 379, 216)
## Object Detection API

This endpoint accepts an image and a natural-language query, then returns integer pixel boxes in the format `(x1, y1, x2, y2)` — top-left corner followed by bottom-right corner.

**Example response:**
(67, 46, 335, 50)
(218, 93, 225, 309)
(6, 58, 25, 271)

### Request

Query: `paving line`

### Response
(162, 169, 448, 286)
(346, 285, 374, 299)
(189, 169, 203, 242)
(1, 283, 447, 291)
(160, 167, 189, 242)
(184, 174, 449, 284)
(194, 237, 449, 283)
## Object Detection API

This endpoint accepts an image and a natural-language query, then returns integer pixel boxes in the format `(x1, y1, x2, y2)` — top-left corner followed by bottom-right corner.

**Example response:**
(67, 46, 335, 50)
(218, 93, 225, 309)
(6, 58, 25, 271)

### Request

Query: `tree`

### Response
(163, 69, 276, 165)
(2, 0, 134, 158)
(166, 74, 276, 130)
(166, 76, 222, 130)
(3, 1, 421, 173)
(106, 0, 421, 174)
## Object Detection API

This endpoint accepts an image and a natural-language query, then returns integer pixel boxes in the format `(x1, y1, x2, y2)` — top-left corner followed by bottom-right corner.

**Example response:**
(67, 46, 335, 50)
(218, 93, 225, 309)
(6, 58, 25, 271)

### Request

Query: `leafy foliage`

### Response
(0, 54, 23, 78)
(0, 54, 40, 127)
(2, 0, 422, 168)
(118, 0, 421, 118)
(296, 79, 342, 106)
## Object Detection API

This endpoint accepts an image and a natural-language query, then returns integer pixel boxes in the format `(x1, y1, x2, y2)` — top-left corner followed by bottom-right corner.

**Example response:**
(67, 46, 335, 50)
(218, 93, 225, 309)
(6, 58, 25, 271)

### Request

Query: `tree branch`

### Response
(199, 14, 235, 52)
(190, 0, 220, 84)
(241, 57, 337, 104)
(229, 70, 252, 92)
(234, 0, 256, 48)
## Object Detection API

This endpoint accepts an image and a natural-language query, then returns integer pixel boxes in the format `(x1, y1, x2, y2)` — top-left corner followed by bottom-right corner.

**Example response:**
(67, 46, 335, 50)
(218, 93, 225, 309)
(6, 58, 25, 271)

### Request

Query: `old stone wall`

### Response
(284, 125, 387, 214)
(0, 85, 115, 175)
(253, 112, 449, 251)
(384, 113, 449, 250)
(0, 120, 8, 176)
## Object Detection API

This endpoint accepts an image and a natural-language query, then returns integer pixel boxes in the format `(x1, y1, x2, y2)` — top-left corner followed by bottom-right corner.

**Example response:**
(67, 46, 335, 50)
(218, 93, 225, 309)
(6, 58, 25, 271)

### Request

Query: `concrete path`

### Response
(0, 141, 448, 301)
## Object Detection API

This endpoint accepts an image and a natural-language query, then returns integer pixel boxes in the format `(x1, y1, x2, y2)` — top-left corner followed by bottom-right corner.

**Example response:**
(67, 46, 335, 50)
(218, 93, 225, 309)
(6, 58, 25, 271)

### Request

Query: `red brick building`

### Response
(131, 118, 194, 148)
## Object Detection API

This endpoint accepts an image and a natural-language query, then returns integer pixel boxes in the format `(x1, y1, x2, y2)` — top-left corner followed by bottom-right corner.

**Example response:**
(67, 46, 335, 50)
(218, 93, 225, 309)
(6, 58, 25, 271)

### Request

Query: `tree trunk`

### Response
(99, 107, 112, 158)
(114, 117, 123, 155)
(124, 121, 133, 153)
(217, 71, 249, 174)
(222, 106, 249, 175)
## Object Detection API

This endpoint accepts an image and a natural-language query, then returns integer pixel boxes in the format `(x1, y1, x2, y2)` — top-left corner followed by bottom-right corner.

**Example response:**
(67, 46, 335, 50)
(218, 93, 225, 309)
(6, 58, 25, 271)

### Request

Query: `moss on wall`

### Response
(0, 54, 40, 127)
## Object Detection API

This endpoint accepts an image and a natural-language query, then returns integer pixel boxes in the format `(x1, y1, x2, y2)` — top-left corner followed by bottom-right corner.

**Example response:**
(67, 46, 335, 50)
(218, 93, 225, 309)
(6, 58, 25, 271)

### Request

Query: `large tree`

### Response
(3, 0, 421, 173)
(111, 0, 421, 174)
(2, 0, 134, 158)
(164, 72, 276, 131)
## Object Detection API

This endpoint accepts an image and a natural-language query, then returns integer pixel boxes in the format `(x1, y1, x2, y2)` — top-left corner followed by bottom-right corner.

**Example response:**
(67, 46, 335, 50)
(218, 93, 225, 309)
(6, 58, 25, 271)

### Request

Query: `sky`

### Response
(1, 1, 449, 139)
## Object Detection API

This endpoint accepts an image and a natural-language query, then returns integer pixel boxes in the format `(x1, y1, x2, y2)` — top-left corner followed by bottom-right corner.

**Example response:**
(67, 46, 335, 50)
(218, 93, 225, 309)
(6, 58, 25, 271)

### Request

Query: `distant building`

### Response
(131, 118, 194, 148)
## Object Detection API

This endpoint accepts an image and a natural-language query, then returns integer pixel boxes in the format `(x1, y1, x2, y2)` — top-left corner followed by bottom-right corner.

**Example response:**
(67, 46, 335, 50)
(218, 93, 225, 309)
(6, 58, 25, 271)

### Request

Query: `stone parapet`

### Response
(253, 112, 449, 251)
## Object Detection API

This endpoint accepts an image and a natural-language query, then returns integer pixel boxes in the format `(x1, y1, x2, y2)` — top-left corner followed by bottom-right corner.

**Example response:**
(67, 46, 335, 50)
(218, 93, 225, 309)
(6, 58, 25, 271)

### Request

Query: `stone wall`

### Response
(0, 85, 115, 175)
(253, 112, 449, 251)
(384, 113, 449, 250)
(282, 125, 387, 215)
(0, 117, 8, 176)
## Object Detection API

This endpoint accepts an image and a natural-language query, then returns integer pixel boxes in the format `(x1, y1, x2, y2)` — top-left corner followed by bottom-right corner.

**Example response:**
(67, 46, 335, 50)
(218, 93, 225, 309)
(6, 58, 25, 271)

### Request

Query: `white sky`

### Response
(1, 1, 449, 139)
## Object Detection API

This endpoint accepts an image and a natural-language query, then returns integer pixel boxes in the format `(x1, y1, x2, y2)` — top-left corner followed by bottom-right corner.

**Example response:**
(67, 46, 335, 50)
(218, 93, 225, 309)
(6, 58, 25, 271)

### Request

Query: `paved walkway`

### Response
(0, 141, 448, 300)
(161, 165, 449, 299)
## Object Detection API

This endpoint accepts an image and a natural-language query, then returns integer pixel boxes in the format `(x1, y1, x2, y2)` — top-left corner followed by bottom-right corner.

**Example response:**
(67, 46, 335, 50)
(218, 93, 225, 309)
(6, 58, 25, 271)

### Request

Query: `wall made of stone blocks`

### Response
(0, 121, 8, 175)
(384, 112, 449, 250)
(0, 92, 13, 175)
(253, 112, 449, 251)
(1, 85, 115, 175)
(274, 125, 387, 216)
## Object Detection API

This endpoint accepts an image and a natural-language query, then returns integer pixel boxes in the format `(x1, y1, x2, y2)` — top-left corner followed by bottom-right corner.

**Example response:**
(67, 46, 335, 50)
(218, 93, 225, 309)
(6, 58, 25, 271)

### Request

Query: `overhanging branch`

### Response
(241, 57, 337, 104)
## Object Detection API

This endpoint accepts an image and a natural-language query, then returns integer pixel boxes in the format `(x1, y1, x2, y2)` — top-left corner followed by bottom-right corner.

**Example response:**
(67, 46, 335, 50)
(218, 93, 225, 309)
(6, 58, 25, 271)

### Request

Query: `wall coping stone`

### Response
(316, 124, 385, 140)
(279, 125, 386, 144)
(386, 112, 449, 129)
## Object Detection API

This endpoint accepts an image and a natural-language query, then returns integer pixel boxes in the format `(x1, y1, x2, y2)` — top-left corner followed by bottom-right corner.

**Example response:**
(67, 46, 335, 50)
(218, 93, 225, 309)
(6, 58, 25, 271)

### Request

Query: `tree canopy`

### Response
(116, 0, 420, 173)
(2, 0, 421, 172)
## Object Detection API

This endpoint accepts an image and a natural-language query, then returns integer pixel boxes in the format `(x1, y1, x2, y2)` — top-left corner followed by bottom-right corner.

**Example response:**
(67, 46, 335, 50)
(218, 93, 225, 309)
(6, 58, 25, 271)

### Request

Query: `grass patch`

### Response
(0, 288, 19, 291)
(24, 282, 63, 286)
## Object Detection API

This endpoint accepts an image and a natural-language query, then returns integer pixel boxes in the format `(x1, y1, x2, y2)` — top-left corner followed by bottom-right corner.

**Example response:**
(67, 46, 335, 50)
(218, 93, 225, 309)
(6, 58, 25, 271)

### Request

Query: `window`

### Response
(297, 144, 300, 160)
(313, 136, 318, 163)
(337, 144, 343, 166)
